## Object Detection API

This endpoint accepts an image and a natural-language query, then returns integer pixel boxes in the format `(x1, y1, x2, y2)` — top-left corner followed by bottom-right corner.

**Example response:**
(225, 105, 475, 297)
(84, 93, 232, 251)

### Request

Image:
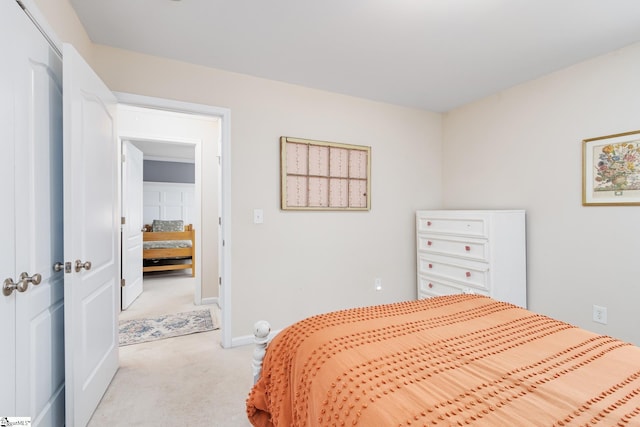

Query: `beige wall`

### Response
(34, 0, 442, 339)
(443, 42, 640, 345)
(33, 0, 92, 60)
(42, 0, 640, 346)
(89, 45, 442, 338)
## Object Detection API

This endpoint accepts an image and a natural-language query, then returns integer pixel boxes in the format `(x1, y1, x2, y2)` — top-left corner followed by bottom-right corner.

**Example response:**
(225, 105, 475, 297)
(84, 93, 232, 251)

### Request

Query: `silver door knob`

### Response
(53, 262, 64, 272)
(20, 272, 42, 289)
(75, 260, 92, 272)
(2, 278, 14, 296)
(2, 277, 30, 296)
(3, 278, 20, 296)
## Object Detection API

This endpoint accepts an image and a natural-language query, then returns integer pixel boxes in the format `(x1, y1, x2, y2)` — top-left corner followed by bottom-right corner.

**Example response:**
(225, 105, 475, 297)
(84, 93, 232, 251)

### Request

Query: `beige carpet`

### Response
(88, 272, 254, 427)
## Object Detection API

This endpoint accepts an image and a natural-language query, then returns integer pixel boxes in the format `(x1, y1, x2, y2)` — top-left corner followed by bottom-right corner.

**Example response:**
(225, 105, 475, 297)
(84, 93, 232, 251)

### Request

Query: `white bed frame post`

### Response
(252, 320, 271, 383)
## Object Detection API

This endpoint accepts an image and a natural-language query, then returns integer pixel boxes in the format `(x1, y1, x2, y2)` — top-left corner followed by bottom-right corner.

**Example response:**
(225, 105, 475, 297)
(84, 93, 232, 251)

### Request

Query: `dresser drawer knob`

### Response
(464, 245, 471, 251)
(426, 221, 432, 226)
(465, 271, 471, 278)
(428, 283, 433, 289)
(428, 264, 433, 269)
(427, 241, 432, 246)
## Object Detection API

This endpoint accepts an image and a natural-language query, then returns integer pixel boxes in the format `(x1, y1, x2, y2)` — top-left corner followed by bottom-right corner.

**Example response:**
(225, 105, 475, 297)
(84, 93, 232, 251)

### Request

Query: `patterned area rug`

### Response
(119, 309, 219, 346)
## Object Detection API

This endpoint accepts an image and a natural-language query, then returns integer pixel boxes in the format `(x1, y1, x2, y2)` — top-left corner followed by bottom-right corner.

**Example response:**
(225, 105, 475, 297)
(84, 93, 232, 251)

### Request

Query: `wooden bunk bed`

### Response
(142, 220, 195, 277)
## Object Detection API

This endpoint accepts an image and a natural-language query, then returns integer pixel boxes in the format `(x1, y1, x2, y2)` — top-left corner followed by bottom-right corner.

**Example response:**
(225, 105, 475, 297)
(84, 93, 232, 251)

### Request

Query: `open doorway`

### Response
(115, 93, 232, 348)
(118, 104, 220, 318)
(122, 138, 197, 309)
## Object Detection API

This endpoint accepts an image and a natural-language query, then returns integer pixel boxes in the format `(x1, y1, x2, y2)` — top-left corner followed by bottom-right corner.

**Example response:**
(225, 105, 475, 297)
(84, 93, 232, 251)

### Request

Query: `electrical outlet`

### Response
(374, 278, 382, 291)
(593, 305, 607, 325)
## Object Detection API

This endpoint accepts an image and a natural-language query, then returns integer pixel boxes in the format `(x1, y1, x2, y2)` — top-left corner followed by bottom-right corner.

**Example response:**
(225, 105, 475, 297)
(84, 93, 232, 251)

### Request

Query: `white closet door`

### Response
(13, 6, 65, 425)
(0, 1, 65, 424)
(0, 0, 18, 416)
(122, 141, 144, 309)
(63, 43, 119, 427)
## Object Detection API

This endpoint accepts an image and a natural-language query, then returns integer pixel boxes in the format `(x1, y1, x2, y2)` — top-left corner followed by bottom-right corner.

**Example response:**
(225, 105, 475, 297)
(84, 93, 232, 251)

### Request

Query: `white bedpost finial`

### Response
(252, 320, 271, 383)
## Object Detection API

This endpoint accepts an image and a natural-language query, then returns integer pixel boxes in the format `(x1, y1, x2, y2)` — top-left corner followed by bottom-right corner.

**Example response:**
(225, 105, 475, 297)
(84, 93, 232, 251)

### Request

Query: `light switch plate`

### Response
(253, 209, 264, 224)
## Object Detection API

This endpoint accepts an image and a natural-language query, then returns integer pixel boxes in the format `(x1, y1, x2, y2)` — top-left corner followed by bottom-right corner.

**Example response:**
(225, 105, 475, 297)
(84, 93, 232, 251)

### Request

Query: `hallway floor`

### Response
(88, 272, 253, 427)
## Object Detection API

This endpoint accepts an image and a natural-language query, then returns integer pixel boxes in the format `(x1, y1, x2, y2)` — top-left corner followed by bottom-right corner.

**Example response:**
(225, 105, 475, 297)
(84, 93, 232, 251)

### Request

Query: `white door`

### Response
(14, 6, 65, 425)
(63, 43, 120, 427)
(0, 0, 18, 416)
(1, 1, 65, 424)
(122, 141, 144, 309)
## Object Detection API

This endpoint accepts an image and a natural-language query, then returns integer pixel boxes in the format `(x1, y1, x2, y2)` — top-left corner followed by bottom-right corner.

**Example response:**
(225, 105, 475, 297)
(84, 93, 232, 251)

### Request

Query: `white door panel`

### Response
(17, 283, 65, 424)
(0, 0, 18, 417)
(63, 43, 119, 427)
(122, 141, 144, 309)
(9, 1, 65, 425)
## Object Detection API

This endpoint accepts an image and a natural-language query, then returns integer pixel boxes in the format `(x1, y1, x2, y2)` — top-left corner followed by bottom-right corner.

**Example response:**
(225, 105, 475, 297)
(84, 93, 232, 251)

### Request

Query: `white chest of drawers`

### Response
(416, 210, 526, 307)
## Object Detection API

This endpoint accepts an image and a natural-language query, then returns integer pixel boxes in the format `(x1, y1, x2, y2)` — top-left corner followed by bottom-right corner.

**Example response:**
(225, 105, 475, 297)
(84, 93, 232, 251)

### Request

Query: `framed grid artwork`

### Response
(280, 136, 371, 210)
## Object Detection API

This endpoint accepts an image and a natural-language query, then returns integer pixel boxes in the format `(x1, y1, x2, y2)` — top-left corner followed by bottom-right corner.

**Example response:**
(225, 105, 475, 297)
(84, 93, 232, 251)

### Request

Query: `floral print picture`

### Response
(594, 141, 640, 191)
(583, 130, 640, 205)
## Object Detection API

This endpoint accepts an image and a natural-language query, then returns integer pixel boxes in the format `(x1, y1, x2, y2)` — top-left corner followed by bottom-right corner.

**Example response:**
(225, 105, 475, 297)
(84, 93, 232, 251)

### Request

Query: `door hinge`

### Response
(121, 278, 126, 287)
(121, 153, 126, 162)
(218, 217, 221, 226)
(121, 216, 126, 225)
(218, 277, 222, 286)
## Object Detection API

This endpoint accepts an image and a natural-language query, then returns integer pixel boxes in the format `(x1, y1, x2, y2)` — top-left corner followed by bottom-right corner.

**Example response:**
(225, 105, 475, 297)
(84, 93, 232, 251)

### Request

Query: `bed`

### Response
(142, 219, 195, 277)
(247, 294, 640, 426)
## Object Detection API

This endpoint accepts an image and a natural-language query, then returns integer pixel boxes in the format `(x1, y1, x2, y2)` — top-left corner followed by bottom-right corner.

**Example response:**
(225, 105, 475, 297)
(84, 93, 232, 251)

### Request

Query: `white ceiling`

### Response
(69, 0, 640, 112)
(128, 139, 195, 162)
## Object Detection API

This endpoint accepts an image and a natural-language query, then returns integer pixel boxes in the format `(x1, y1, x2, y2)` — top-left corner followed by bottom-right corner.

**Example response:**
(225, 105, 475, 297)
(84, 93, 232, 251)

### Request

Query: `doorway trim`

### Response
(115, 92, 233, 349)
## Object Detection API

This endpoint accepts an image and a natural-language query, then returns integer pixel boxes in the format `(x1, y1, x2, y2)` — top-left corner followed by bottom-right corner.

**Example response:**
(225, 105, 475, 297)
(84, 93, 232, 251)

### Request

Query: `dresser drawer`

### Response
(417, 275, 489, 299)
(417, 214, 488, 238)
(417, 234, 488, 262)
(417, 255, 489, 291)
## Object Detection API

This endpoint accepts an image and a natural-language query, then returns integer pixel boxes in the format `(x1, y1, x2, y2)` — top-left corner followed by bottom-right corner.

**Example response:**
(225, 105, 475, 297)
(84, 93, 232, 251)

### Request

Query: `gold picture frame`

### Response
(280, 136, 371, 211)
(582, 130, 640, 206)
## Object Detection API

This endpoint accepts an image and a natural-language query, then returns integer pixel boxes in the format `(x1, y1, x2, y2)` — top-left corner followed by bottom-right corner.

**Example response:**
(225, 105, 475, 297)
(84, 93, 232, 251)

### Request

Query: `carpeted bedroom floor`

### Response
(88, 272, 254, 427)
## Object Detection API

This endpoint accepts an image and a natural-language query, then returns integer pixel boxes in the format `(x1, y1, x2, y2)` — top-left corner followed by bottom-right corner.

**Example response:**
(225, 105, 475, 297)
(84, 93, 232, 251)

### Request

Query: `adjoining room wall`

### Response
(144, 160, 195, 184)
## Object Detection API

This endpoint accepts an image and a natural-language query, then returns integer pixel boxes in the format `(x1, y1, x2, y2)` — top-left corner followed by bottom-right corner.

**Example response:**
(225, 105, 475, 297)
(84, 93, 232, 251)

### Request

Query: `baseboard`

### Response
(200, 297, 219, 307)
(231, 334, 255, 347)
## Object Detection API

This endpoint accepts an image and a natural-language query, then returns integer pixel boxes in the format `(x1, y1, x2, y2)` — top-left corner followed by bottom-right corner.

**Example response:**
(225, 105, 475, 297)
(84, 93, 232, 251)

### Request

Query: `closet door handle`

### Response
(75, 260, 92, 272)
(3, 278, 20, 296)
(19, 272, 42, 290)
(2, 275, 33, 296)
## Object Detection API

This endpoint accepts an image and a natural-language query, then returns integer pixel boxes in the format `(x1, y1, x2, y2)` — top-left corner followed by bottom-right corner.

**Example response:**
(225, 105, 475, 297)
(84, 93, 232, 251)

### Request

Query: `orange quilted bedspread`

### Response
(246, 295, 640, 426)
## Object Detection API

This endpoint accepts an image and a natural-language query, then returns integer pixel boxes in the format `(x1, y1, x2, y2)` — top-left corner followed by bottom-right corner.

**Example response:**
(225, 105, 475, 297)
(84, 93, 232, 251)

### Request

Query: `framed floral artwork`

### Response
(582, 130, 640, 206)
(280, 136, 371, 210)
